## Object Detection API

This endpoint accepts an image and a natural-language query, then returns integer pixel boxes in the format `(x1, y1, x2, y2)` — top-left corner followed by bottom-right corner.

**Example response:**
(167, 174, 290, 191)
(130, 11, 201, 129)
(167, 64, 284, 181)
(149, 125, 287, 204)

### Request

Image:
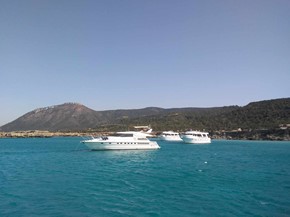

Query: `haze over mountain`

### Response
(0, 98, 289, 132)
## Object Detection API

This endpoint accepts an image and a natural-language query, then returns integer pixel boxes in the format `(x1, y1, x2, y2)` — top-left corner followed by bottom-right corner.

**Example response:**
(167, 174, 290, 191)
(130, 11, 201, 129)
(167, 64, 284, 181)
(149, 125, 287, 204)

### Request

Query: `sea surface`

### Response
(1, 138, 290, 217)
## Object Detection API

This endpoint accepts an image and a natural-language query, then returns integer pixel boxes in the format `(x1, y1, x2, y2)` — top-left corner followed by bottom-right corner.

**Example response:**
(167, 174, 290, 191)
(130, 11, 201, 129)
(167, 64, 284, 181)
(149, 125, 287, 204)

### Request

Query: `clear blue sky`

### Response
(1, 0, 289, 126)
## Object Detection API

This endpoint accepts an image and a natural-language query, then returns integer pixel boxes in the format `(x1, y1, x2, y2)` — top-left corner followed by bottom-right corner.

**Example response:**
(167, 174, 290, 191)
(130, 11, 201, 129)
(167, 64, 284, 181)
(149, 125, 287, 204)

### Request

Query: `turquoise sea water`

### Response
(1, 138, 290, 217)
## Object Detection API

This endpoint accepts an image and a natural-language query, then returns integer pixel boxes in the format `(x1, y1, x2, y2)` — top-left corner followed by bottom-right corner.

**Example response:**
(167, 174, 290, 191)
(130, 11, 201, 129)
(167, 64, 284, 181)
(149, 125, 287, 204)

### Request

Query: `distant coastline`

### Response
(1, 128, 289, 141)
(211, 128, 290, 141)
(1, 98, 289, 134)
(0, 131, 84, 138)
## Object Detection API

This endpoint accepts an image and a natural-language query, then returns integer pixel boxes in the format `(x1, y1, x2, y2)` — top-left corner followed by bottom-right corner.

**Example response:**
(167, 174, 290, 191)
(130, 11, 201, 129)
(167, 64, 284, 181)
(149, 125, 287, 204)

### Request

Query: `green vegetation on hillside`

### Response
(1, 98, 289, 133)
(93, 98, 290, 132)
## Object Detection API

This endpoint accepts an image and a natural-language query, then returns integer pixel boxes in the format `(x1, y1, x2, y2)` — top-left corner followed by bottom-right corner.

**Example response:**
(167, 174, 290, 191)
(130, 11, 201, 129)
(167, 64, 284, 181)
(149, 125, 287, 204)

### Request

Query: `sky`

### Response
(0, 0, 289, 126)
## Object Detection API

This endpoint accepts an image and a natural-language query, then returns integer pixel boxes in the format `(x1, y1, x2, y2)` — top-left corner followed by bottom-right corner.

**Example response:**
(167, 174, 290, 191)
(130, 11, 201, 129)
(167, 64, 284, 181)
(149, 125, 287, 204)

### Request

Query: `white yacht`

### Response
(81, 131, 160, 150)
(180, 130, 211, 144)
(158, 131, 182, 142)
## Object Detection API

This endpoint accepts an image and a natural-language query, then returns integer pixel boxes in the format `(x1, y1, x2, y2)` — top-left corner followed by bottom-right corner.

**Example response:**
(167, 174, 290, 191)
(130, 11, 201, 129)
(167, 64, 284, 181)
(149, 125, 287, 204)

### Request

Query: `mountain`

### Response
(0, 103, 181, 132)
(0, 98, 289, 132)
(125, 98, 290, 131)
(0, 103, 101, 131)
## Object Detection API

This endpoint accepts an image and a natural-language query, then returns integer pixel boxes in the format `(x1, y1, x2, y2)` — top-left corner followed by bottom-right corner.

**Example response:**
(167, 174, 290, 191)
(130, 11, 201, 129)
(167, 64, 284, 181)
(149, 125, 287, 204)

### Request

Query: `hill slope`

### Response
(0, 98, 289, 132)
(0, 103, 101, 131)
(124, 98, 290, 131)
(0, 103, 180, 131)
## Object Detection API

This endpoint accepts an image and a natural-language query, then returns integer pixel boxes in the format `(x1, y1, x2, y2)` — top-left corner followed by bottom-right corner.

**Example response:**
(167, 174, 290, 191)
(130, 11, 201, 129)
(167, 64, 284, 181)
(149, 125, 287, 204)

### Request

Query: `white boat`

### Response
(158, 131, 182, 141)
(180, 130, 211, 144)
(81, 131, 160, 150)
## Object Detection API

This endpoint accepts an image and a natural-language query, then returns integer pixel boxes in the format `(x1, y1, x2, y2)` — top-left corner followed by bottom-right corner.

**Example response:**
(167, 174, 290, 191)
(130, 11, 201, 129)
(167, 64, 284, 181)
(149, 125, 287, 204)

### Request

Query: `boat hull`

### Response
(180, 135, 211, 144)
(158, 131, 182, 142)
(180, 130, 211, 144)
(82, 140, 160, 150)
(159, 136, 183, 142)
(181, 137, 211, 144)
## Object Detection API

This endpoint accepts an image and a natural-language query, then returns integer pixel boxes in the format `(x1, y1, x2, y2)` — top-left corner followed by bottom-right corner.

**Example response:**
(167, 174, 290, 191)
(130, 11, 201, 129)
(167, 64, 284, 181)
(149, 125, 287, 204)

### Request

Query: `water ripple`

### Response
(1, 138, 290, 216)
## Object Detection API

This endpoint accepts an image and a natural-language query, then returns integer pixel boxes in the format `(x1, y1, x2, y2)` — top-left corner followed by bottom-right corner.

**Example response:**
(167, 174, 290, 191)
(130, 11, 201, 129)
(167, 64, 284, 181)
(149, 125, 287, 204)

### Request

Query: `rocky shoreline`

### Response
(0, 128, 289, 141)
(211, 128, 290, 141)
(0, 131, 85, 138)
